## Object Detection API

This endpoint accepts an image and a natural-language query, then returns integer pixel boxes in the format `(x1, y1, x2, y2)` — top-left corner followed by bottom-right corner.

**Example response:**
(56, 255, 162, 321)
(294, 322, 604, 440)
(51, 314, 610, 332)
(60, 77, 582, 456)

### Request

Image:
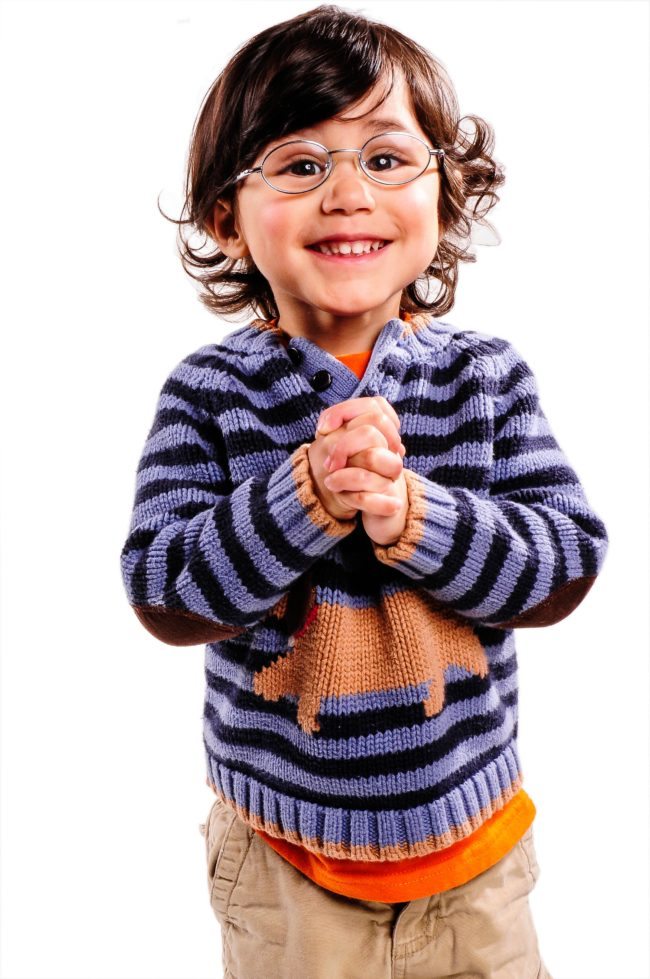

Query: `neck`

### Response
(275, 303, 407, 356)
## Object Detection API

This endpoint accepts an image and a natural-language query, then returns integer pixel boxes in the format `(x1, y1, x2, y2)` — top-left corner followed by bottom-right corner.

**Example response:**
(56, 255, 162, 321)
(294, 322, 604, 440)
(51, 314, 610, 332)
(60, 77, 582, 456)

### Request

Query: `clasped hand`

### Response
(306, 396, 408, 547)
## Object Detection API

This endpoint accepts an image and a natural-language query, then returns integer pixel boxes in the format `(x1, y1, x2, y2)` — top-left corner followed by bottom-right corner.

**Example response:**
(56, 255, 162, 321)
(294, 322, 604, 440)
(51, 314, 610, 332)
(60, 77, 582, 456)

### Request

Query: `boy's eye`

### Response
(284, 158, 327, 178)
(364, 152, 406, 173)
(262, 143, 330, 189)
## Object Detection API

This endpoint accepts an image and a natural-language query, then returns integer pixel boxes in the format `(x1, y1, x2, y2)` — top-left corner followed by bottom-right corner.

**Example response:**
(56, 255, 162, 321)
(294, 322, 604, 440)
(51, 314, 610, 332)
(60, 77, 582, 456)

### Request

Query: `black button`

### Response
(287, 345, 303, 366)
(310, 369, 332, 391)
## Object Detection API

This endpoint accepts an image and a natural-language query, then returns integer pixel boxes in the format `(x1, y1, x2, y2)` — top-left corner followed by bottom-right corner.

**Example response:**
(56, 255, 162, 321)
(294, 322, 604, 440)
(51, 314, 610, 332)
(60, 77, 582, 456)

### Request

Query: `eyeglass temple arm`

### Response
(234, 166, 261, 184)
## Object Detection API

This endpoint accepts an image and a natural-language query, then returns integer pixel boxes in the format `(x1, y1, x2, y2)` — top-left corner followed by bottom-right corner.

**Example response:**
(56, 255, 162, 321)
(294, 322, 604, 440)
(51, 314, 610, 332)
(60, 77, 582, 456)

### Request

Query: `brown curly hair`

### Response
(162, 4, 505, 322)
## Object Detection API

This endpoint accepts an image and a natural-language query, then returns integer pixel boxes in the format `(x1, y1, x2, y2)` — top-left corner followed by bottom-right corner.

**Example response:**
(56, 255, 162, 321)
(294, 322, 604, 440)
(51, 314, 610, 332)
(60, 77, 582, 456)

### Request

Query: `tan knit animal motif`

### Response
(254, 589, 489, 734)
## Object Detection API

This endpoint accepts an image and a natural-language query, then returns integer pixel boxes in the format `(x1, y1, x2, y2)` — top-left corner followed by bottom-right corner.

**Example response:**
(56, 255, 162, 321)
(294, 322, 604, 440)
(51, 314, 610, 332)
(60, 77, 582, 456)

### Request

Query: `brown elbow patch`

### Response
(132, 605, 245, 646)
(494, 575, 598, 629)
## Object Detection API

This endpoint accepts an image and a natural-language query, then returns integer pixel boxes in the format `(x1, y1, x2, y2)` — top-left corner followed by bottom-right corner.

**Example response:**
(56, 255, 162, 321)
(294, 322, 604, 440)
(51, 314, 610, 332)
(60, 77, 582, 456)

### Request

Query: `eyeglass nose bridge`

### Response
(320, 147, 367, 184)
(328, 147, 366, 160)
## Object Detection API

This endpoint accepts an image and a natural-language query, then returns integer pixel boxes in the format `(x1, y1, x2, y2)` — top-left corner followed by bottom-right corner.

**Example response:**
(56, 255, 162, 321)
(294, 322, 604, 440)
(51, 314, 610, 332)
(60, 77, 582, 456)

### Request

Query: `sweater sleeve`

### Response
(371, 341, 609, 629)
(120, 358, 357, 647)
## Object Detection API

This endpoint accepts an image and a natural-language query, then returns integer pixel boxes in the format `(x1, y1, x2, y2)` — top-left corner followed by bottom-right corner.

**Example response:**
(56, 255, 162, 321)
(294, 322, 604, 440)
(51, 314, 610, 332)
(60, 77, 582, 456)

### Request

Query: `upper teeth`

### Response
(314, 239, 387, 255)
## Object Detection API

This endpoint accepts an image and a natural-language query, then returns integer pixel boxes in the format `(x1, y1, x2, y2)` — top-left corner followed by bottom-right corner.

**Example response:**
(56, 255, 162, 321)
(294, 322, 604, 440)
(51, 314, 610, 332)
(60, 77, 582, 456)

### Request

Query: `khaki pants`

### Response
(200, 795, 553, 979)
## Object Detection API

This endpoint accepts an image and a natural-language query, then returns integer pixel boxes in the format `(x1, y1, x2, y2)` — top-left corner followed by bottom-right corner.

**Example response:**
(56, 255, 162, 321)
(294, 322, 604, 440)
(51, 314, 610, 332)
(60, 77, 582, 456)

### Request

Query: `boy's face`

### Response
(212, 71, 442, 348)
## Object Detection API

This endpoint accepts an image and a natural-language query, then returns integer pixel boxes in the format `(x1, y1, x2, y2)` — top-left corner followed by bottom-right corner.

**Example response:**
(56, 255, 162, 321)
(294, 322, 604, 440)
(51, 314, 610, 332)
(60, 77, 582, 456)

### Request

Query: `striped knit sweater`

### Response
(120, 311, 608, 901)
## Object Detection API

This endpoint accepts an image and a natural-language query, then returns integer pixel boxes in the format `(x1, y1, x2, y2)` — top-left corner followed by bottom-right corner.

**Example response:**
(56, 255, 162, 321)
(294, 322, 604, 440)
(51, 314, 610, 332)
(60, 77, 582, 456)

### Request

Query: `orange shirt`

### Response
(335, 348, 373, 378)
(252, 340, 537, 902)
(255, 789, 536, 902)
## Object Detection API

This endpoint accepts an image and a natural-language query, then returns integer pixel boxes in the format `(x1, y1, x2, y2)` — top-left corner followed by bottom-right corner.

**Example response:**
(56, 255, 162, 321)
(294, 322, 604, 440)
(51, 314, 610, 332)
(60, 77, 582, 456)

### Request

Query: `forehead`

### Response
(263, 72, 425, 152)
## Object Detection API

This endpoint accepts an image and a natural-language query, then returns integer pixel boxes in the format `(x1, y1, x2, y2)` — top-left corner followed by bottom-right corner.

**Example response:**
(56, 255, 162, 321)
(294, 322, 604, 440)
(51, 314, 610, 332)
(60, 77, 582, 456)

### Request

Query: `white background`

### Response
(0, 1, 648, 977)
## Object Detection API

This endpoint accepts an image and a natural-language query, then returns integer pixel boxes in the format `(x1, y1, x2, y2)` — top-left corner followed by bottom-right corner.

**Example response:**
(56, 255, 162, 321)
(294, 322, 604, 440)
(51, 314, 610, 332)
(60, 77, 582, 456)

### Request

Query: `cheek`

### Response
(243, 199, 302, 279)
(401, 184, 440, 260)
(257, 206, 288, 242)
(254, 198, 299, 249)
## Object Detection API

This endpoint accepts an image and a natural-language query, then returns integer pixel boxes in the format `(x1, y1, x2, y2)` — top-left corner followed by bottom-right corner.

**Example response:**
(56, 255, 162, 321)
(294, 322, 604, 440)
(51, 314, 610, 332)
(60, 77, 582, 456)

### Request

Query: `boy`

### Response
(120, 6, 608, 977)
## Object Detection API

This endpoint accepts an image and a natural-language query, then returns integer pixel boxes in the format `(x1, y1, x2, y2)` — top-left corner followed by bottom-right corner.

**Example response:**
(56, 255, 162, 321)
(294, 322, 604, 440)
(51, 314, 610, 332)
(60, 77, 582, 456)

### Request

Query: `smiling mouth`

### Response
(307, 239, 390, 256)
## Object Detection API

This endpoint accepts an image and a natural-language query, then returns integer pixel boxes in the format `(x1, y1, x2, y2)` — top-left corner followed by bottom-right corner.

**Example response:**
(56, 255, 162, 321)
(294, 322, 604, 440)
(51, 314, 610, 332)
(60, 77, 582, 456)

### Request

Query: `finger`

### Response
(343, 411, 402, 456)
(317, 396, 400, 436)
(326, 424, 389, 472)
(332, 489, 403, 516)
(345, 446, 404, 480)
(370, 395, 402, 432)
(328, 425, 404, 472)
(323, 465, 396, 495)
(326, 439, 406, 477)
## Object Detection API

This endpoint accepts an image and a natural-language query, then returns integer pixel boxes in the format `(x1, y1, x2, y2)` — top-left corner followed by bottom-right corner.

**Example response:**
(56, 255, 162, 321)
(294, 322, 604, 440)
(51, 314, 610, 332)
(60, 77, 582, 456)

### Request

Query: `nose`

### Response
(320, 151, 376, 213)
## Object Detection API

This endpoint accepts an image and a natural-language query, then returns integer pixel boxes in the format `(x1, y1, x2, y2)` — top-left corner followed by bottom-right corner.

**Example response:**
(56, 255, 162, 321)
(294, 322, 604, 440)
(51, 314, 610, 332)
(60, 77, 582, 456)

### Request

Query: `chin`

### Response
(318, 298, 391, 318)
(323, 307, 372, 318)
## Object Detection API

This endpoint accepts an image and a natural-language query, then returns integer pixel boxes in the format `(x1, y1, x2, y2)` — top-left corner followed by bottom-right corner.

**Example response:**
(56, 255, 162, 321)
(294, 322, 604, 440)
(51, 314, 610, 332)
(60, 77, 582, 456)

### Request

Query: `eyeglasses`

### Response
(233, 131, 445, 194)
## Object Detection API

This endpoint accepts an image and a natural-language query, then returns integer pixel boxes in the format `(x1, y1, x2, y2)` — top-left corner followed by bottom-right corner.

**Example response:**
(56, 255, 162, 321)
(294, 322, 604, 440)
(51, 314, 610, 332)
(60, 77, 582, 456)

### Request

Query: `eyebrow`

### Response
(303, 117, 414, 140)
(345, 116, 414, 135)
(266, 117, 416, 152)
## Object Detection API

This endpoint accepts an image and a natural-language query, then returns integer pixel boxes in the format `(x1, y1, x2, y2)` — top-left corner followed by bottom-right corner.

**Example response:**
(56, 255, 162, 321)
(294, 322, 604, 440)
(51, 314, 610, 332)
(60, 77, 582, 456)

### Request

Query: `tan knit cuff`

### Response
(371, 467, 427, 564)
(290, 442, 358, 538)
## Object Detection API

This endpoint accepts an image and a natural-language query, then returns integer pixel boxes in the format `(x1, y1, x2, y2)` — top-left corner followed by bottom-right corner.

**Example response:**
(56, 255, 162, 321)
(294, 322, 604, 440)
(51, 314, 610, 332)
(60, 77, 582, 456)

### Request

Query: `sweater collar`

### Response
(243, 312, 413, 355)
(242, 314, 416, 405)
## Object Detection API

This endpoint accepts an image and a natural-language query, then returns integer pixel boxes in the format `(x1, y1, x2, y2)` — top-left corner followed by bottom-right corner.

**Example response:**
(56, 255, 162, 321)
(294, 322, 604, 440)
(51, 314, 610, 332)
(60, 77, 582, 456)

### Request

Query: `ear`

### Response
(209, 198, 251, 259)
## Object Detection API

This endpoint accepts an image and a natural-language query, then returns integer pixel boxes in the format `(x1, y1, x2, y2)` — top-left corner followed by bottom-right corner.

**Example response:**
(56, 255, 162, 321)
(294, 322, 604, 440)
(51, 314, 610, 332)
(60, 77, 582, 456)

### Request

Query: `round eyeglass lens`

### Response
(360, 133, 431, 184)
(262, 141, 330, 193)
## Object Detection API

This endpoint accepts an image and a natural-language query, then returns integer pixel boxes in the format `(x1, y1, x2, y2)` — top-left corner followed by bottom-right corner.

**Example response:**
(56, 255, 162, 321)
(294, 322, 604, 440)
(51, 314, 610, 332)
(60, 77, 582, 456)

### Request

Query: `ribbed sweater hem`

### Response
(205, 741, 524, 862)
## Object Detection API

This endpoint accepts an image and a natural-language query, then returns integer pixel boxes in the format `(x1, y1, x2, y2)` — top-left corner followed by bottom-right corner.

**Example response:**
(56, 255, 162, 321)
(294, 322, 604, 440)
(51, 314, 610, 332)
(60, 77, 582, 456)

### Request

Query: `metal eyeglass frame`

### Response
(233, 131, 445, 194)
